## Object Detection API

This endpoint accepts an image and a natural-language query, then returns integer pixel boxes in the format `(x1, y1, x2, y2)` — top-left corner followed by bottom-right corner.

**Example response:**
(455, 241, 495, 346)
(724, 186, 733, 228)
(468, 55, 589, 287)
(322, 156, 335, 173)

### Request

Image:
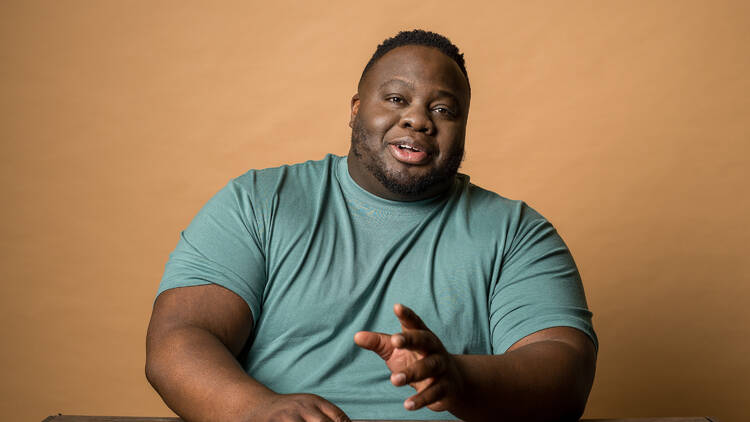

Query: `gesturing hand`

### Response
(353, 303, 465, 412)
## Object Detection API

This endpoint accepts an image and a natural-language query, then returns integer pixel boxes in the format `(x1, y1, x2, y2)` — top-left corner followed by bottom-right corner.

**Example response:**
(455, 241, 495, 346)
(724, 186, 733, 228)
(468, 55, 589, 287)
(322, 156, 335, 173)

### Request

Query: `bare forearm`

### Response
(450, 340, 596, 422)
(145, 325, 274, 422)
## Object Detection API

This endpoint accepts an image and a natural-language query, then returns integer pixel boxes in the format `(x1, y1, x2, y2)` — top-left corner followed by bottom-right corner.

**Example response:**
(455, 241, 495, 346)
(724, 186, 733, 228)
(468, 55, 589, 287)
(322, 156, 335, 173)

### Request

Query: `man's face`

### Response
(348, 45, 470, 201)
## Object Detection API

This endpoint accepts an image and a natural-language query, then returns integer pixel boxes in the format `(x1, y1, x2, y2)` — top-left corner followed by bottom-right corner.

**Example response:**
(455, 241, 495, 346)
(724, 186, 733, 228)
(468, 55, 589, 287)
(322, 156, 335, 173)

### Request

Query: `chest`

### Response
(254, 199, 501, 354)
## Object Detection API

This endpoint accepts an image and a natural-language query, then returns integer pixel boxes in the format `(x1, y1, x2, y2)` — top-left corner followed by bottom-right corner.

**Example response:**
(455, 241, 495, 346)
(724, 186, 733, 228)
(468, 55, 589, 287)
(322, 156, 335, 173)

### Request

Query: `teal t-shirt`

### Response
(158, 154, 596, 420)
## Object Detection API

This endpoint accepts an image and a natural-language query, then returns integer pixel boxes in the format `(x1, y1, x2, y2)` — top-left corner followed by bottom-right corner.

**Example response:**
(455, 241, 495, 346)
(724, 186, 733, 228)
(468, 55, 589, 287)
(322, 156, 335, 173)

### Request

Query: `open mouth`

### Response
(388, 142, 429, 164)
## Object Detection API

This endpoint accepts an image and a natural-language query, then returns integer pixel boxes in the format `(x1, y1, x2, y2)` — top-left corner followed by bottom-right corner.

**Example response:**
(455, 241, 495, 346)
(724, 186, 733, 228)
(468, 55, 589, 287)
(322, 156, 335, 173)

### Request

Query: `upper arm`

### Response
(490, 204, 597, 353)
(150, 179, 267, 360)
(157, 180, 267, 326)
(147, 284, 254, 357)
(508, 326, 596, 361)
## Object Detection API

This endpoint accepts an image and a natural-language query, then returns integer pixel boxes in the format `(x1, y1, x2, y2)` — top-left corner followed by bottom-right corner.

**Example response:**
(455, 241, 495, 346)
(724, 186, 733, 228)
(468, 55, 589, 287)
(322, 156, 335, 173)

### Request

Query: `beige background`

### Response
(1, 1, 748, 421)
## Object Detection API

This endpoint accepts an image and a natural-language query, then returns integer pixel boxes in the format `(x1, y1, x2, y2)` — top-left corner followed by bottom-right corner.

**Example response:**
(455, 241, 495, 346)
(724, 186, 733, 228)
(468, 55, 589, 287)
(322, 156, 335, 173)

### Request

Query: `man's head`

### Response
(348, 30, 471, 202)
(358, 30, 471, 96)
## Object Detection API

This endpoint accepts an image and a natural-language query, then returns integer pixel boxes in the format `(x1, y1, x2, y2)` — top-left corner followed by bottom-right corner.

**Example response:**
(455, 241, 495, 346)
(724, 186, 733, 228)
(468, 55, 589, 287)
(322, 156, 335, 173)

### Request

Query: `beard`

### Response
(350, 115, 464, 198)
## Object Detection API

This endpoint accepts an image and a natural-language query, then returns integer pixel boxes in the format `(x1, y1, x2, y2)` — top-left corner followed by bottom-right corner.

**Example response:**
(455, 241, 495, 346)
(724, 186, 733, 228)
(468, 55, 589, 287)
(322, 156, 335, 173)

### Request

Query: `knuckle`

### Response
(429, 333, 442, 349)
(417, 355, 437, 377)
(272, 408, 294, 419)
(429, 400, 447, 412)
(405, 364, 421, 381)
(432, 355, 446, 373)
(425, 355, 437, 370)
(399, 332, 411, 346)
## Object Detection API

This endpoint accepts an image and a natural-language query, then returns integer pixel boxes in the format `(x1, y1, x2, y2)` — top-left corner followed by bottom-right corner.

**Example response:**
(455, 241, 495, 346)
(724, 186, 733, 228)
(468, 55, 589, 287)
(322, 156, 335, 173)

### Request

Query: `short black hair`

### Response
(359, 29, 470, 93)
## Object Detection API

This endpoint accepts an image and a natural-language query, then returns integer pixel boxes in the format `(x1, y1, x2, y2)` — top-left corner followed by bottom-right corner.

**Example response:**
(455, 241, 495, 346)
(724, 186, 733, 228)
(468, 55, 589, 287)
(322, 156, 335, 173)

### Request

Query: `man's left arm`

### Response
(355, 304, 596, 422)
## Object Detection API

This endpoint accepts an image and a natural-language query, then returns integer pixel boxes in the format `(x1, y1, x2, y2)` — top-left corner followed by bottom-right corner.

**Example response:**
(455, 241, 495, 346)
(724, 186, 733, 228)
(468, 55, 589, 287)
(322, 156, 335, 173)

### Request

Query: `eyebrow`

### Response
(434, 89, 461, 105)
(378, 78, 415, 91)
(378, 78, 462, 104)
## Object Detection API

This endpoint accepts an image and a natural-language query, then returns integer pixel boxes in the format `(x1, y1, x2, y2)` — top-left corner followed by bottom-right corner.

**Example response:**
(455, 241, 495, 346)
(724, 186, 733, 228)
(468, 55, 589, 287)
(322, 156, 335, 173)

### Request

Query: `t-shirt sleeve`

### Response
(489, 203, 597, 353)
(156, 179, 266, 322)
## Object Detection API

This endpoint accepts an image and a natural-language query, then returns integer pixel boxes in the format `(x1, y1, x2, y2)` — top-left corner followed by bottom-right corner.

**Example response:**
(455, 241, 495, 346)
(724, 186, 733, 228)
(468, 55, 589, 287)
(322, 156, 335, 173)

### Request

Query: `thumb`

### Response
(354, 331, 394, 360)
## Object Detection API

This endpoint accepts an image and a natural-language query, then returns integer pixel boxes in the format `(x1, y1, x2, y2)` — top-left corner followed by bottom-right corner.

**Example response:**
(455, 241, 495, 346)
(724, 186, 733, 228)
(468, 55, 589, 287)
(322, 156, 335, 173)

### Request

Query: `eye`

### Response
(432, 106, 456, 116)
(385, 95, 405, 104)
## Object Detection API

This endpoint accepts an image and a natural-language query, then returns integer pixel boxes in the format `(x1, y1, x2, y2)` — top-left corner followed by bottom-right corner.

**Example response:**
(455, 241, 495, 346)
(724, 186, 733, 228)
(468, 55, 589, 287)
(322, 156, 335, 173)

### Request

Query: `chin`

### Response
(377, 167, 451, 198)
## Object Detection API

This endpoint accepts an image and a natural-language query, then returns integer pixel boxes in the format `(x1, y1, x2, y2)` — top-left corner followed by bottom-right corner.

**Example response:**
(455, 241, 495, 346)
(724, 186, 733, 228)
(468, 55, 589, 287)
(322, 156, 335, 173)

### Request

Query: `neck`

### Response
(346, 151, 454, 202)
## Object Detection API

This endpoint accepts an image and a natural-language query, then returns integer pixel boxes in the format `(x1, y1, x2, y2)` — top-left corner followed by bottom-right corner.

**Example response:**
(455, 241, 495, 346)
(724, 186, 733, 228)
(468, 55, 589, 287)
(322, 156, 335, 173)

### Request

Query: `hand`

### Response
(353, 303, 465, 412)
(250, 392, 351, 422)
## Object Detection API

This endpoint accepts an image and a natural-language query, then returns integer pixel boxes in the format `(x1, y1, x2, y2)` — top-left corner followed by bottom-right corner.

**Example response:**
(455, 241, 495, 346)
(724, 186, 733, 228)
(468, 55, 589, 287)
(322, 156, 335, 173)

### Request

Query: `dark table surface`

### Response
(42, 416, 721, 422)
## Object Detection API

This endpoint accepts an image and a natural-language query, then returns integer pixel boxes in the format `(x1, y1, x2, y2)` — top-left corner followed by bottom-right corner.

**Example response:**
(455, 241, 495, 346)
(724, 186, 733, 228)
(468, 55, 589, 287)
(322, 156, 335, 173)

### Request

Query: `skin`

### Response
(146, 45, 597, 421)
(347, 45, 470, 201)
(146, 284, 351, 422)
(354, 305, 596, 421)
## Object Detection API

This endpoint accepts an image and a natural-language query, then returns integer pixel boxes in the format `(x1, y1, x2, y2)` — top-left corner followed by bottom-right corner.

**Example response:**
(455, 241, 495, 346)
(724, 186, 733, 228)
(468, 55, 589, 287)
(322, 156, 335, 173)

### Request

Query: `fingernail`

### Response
(405, 400, 415, 410)
(393, 372, 406, 385)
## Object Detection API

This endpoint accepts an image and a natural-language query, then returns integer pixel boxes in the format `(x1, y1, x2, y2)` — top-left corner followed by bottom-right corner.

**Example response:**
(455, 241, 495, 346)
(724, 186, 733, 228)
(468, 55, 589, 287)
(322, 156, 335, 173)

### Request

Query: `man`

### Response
(146, 30, 597, 422)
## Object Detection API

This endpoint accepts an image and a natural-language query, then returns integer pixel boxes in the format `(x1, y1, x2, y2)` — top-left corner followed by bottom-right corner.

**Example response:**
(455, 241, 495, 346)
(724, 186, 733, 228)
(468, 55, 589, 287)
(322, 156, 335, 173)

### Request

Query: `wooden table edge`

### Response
(42, 416, 720, 422)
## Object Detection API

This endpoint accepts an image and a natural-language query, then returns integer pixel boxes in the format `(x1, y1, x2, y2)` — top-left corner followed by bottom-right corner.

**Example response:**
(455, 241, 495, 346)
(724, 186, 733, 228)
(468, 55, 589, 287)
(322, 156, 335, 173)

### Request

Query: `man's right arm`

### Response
(145, 283, 350, 422)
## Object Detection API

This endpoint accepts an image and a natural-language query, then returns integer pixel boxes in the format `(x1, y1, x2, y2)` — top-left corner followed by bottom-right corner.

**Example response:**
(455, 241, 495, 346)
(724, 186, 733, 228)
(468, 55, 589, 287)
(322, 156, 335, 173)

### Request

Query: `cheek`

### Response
(438, 126, 466, 149)
(438, 128, 465, 152)
(360, 106, 398, 137)
(368, 114, 396, 136)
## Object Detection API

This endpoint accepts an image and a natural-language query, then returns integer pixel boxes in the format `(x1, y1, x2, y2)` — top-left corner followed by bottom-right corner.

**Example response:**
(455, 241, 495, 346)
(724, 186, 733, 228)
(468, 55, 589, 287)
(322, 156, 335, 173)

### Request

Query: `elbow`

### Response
(541, 390, 589, 422)
(559, 365, 595, 422)
(145, 330, 168, 392)
(551, 351, 595, 422)
(144, 353, 158, 388)
(563, 338, 597, 421)
(145, 346, 173, 398)
(559, 399, 587, 422)
(144, 348, 160, 390)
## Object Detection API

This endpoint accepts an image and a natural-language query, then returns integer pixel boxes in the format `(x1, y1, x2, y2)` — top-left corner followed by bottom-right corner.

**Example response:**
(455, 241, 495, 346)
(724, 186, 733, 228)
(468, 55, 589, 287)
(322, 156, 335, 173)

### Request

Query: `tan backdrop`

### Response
(2, 1, 748, 421)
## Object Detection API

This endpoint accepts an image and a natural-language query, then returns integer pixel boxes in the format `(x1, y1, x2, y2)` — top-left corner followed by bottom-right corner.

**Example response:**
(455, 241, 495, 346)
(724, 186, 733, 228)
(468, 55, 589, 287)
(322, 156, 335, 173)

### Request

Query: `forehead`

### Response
(361, 45, 469, 101)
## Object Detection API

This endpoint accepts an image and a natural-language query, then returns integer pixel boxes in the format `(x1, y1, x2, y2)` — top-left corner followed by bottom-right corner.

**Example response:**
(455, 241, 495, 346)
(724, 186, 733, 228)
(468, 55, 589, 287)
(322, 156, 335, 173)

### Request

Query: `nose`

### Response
(399, 105, 434, 135)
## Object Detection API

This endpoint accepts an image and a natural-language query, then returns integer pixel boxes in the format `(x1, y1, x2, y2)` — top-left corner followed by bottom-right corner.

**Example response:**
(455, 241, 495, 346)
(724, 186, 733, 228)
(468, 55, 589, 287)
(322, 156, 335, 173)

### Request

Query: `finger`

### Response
(299, 410, 333, 422)
(316, 399, 352, 422)
(391, 329, 445, 354)
(354, 331, 394, 360)
(394, 303, 429, 331)
(404, 379, 448, 411)
(391, 353, 446, 386)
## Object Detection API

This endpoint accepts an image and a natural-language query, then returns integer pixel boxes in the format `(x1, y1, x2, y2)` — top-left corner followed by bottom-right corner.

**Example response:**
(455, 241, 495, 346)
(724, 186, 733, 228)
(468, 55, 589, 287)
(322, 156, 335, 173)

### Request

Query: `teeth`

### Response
(398, 144, 419, 151)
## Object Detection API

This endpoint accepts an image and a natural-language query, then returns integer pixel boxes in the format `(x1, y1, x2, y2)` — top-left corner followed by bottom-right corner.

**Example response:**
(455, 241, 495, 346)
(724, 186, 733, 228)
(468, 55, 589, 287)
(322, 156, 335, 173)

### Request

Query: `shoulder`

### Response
(448, 174, 561, 258)
(453, 174, 547, 228)
(229, 154, 341, 199)
(233, 154, 339, 187)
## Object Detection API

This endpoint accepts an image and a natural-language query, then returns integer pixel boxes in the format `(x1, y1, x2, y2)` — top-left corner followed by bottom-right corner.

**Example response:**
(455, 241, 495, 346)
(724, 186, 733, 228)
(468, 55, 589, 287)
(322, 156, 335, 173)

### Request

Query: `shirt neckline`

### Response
(334, 155, 454, 216)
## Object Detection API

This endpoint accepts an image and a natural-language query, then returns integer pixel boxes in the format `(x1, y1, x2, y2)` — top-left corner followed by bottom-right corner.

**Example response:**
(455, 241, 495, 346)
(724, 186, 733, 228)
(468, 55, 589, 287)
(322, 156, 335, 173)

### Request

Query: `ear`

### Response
(349, 94, 360, 128)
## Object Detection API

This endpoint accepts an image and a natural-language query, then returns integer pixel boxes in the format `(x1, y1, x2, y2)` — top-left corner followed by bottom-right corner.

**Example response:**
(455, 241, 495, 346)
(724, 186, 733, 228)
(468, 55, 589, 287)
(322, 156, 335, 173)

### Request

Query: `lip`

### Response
(386, 137, 432, 165)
